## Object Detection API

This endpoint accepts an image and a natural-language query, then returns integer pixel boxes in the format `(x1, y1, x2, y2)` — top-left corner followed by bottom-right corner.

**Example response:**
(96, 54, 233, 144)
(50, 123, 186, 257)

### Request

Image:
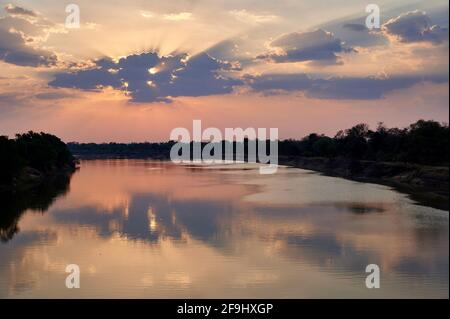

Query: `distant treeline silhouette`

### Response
(0, 132, 76, 187)
(280, 120, 449, 165)
(67, 120, 448, 166)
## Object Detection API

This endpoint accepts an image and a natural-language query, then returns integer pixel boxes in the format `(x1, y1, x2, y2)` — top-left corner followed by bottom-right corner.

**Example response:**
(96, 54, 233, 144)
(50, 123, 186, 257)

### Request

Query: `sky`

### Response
(0, 0, 448, 142)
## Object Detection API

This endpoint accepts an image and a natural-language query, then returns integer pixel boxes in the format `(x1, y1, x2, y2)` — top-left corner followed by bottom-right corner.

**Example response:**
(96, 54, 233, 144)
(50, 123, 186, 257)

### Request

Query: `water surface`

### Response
(0, 160, 448, 298)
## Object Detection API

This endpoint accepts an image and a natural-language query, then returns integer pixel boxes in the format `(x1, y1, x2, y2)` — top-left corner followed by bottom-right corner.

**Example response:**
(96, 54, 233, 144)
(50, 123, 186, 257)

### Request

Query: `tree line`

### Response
(67, 120, 449, 166)
(279, 120, 448, 165)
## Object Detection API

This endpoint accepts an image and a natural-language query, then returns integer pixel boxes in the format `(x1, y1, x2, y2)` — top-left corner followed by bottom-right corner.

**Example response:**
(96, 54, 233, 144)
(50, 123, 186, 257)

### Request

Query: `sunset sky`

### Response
(0, 0, 448, 142)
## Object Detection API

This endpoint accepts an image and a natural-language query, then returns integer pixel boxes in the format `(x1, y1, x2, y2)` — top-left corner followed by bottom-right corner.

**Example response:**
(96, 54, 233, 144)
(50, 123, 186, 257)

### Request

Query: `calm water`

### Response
(0, 160, 448, 298)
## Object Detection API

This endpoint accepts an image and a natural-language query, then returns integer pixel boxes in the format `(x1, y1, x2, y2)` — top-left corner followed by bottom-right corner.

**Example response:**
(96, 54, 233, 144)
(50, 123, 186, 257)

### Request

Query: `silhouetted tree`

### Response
(0, 132, 75, 188)
(404, 120, 449, 165)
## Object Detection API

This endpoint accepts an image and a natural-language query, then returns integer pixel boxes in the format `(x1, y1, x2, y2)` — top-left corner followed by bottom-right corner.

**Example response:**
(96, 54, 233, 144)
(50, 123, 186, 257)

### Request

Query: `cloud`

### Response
(339, 22, 388, 47)
(247, 73, 448, 100)
(342, 23, 367, 32)
(49, 52, 242, 103)
(163, 12, 193, 21)
(257, 29, 349, 64)
(207, 39, 241, 60)
(0, 25, 57, 67)
(246, 73, 312, 92)
(229, 10, 278, 25)
(0, 5, 58, 67)
(48, 58, 123, 91)
(140, 11, 154, 19)
(139, 11, 193, 21)
(4, 4, 37, 18)
(383, 10, 448, 44)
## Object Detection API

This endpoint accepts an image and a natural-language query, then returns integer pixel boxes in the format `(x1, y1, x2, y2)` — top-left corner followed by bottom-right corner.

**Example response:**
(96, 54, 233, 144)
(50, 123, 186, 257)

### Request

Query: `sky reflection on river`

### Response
(0, 160, 448, 298)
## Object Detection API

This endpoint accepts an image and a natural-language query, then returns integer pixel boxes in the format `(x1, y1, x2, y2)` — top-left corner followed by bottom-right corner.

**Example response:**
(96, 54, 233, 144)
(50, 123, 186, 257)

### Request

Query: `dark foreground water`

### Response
(0, 160, 448, 298)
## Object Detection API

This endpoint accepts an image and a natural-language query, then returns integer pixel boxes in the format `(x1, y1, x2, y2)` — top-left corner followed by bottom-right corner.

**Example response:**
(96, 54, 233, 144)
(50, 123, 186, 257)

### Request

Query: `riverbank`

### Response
(0, 164, 77, 194)
(279, 156, 449, 211)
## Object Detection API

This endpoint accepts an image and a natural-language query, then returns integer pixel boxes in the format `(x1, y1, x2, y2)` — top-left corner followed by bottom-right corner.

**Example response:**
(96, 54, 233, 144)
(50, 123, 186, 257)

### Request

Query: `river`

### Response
(0, 159, 448, 298)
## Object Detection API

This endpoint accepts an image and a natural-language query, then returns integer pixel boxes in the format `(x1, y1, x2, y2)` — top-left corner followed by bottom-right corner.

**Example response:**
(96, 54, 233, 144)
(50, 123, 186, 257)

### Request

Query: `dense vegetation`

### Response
(0, 132, 76, 187)
(67, 120, 449, 167)
(279, 120, 449, 166)
(68, 141, 176, 159)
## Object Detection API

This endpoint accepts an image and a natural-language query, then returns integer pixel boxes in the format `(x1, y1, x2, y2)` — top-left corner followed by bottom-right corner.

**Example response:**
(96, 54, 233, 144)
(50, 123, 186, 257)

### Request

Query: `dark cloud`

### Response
(257, 29, 349, 64)
(338, 22, 389, 47)
(48, 45, 449, 102)
(247, 73, 448, 100)
(383, 10, 448, 44)
(4, 4, 37, 17)
(342, 23, 367, 32)
(320, 7, 449, 48)
(318, 17, 387, 48)
(49, 58, 122, 91)
(0, 9, 57, 67)
(306, 75, 448, 100)
(0, 42, 57, 67)
(49, 52, 242, 103)
(245, 73, 312, 92)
